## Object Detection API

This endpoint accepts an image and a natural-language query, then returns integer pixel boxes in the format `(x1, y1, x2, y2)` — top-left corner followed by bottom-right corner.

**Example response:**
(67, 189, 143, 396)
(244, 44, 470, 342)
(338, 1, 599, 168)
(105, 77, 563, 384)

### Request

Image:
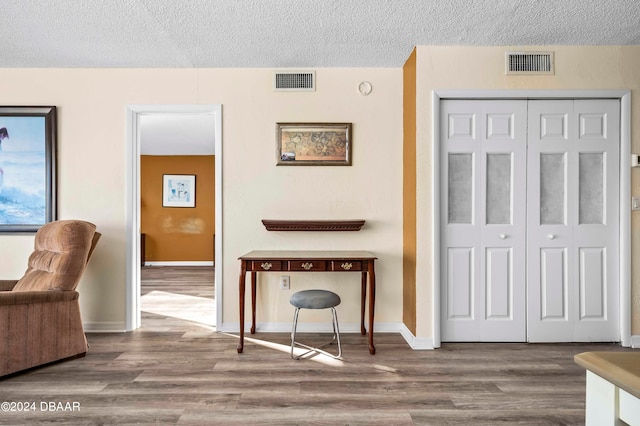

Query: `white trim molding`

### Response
(630, 335, 640, 349)
(83, 322, 127, 333)
(400, 324, 435, 350)
(432, 89, 631, 348)
(219, 322, 404, 334)
(218, 322, 435, 350)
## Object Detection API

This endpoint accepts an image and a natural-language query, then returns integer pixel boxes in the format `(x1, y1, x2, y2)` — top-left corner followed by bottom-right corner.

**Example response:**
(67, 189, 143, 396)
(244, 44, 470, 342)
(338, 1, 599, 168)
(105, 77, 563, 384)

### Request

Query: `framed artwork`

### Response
(0, 106, 57, 232)
(163, 174, 196, 208)
(276, 122, 352, 166)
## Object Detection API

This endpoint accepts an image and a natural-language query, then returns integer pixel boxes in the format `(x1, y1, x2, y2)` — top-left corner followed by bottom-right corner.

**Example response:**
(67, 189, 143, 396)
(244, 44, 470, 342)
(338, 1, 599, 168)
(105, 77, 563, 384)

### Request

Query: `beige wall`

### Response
(0, 68, 403, 330)
(4, 45, 636, 339)
(411, 45, 640, 339)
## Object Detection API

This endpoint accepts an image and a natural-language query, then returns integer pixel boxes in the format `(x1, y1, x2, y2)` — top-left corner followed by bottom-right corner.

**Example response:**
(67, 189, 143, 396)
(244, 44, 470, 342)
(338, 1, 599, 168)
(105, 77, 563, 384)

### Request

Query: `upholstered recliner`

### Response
(0, 220, 100, 377)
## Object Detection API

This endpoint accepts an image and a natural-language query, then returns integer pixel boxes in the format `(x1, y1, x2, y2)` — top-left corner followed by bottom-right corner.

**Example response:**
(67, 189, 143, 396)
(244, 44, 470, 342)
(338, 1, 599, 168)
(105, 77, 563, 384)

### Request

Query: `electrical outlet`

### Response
(280, 276, 290, 290)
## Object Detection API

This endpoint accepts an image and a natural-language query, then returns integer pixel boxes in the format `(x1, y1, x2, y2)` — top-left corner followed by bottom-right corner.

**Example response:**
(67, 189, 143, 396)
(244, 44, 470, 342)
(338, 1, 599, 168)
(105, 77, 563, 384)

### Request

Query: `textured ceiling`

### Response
(2, 0, 640, 68)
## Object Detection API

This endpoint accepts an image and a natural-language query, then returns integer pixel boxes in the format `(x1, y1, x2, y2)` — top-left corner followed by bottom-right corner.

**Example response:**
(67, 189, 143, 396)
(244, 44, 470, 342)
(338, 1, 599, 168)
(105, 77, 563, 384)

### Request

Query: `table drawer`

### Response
(250, 260, 283, 271)
(289, 260, 327, 271)
(331, 261, 362, 271)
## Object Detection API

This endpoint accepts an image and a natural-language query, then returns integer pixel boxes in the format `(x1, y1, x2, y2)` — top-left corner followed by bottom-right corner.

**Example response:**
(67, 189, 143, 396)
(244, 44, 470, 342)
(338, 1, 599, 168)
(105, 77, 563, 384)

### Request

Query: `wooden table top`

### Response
(239, 250, 377, 260)
(575, 352, 640, 398)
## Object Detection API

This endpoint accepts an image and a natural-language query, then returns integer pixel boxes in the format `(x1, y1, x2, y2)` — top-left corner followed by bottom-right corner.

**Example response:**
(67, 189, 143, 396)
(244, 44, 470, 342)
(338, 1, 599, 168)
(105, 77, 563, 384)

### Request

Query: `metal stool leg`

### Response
(331, 307, 342, 359)
(290, 307, 342, 360)
(291, 307, 300, 360)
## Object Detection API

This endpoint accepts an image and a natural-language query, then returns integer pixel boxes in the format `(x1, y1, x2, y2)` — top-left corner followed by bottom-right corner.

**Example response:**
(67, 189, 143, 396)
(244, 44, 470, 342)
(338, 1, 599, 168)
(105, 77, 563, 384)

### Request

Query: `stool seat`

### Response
(290, 289, 341, 310)
(289, 289, 342, 360)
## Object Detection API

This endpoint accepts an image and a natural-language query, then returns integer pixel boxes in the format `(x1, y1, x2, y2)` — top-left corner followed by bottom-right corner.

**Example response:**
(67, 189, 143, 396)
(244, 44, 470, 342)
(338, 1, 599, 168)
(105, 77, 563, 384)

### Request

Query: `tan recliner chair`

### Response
(0, 220, 100, 377)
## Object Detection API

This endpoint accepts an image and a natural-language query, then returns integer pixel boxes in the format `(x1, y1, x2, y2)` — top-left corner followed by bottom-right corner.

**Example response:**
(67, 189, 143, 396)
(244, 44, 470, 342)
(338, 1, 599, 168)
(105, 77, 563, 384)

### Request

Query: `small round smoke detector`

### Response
(358, 81, 372, 96)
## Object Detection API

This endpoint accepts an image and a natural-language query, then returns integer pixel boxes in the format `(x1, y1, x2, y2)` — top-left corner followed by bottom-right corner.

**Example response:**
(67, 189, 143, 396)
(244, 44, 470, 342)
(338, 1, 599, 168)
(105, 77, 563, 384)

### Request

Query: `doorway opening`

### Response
(126, 105, 223, 332)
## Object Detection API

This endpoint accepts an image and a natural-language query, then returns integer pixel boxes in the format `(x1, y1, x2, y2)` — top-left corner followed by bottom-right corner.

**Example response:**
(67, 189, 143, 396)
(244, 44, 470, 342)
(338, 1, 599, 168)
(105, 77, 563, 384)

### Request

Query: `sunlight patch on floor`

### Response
(141, 290, 215, 326)
(222, 332, 345, 367)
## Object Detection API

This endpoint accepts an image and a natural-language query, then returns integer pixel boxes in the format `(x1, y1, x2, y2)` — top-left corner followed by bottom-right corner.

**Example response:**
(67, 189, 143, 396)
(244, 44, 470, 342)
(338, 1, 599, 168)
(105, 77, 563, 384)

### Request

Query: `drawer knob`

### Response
(261, 262, 273, 270)
(301, 262, 313, 270)
(341, 262, 353, 270)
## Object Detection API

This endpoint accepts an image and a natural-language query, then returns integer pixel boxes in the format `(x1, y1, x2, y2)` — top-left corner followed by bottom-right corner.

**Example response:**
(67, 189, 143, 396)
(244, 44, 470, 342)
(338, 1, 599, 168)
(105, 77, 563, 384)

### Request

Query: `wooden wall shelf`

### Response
(261, 219, 365, 232)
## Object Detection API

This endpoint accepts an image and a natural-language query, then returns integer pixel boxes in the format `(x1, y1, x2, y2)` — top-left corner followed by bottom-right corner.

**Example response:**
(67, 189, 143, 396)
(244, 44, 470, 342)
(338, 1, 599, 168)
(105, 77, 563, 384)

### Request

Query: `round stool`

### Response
(289, 289, 342, 360)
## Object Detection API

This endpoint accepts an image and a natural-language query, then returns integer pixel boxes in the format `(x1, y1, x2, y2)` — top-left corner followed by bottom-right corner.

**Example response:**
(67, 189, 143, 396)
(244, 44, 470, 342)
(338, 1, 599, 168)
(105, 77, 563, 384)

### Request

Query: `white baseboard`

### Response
(630, 335, 640, 349)
(219, 321, 403, 334)
(217, 321, 434, 350)
(84, 321, 127, 333)
(144, 261, 214, 267)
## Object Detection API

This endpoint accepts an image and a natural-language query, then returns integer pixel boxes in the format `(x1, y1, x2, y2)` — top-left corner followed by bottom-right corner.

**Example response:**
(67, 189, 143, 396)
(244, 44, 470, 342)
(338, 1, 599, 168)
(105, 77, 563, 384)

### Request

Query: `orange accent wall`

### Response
(403, 48, 417, 334)
(141, 155, 215, 262)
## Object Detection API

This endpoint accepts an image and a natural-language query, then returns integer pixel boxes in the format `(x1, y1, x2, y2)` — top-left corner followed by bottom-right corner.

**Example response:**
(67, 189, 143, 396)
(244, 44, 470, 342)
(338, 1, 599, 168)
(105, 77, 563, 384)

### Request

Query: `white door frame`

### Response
(125, 104, 223, 331)
(432, 90, 631, 348)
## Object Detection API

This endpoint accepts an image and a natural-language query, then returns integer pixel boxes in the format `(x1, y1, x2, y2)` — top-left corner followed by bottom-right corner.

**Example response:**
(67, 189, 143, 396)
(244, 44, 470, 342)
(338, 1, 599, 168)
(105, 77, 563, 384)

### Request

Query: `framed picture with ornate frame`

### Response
(276, 122, 352, 166)
(0, 106, 57, 232)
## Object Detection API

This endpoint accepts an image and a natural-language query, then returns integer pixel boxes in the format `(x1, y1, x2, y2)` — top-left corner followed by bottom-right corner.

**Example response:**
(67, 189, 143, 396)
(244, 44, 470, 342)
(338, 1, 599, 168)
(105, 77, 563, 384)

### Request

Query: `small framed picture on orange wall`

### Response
(162, 174, 196, 208)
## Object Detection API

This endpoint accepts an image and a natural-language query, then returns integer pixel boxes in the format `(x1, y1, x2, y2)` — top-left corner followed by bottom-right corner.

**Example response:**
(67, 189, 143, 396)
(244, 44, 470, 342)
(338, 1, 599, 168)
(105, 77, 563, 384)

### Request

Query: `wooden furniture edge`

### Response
(261, 219, 365, 232)
(575, 351, 640, 399)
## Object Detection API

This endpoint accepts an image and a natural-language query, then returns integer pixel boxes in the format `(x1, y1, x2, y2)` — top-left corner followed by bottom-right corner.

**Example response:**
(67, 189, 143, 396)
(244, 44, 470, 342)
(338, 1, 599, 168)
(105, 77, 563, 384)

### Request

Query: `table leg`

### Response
(238, 261, 247, 353)
(368, 260, 376, 355)
(360, 272, 367, 335)
(251, 271, 257, 334)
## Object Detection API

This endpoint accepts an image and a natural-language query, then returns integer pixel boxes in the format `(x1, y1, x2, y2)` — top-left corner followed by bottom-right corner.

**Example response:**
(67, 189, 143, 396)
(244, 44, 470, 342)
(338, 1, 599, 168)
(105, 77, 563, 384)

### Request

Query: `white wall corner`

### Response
(630, 335, 640, 349)
(400, 323, 435, 350)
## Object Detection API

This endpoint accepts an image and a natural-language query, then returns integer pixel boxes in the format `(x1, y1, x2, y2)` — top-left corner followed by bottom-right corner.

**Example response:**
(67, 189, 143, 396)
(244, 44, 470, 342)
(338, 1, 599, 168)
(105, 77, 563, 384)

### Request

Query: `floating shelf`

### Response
(261, 219, 365, 232)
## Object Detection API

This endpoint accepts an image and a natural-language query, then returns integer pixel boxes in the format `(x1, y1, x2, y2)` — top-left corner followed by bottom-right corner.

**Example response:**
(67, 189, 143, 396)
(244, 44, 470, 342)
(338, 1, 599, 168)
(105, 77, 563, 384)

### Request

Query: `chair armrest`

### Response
(0, 280, 18, 291)
(0, 290, 79, 306)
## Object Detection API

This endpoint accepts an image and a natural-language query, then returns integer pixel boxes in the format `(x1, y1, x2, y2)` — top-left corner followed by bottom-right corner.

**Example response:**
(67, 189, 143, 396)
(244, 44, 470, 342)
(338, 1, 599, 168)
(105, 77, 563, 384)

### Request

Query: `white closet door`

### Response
(441, 99, 527, 341)
(527, 99, 619, 342)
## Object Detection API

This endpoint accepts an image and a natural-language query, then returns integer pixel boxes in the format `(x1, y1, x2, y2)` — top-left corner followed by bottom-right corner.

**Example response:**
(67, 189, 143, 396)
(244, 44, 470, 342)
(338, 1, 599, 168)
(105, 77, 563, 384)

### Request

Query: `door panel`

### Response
(579, 247, 606, 319)
(447, 153, 474, 224)
(485, 247, 512, 319)
(540, 247, 568, 320)
(447, 247, 474, 319)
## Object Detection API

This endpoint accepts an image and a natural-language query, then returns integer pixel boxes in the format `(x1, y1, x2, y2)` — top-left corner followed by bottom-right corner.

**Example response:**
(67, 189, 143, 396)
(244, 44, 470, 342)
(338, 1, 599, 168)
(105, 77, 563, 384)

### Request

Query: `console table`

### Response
(237, 250, 377, 354)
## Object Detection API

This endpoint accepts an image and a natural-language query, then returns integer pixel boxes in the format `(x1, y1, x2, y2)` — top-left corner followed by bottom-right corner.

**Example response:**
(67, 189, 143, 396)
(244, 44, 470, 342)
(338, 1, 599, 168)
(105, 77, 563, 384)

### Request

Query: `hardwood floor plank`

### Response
(178, 408, 415, 425)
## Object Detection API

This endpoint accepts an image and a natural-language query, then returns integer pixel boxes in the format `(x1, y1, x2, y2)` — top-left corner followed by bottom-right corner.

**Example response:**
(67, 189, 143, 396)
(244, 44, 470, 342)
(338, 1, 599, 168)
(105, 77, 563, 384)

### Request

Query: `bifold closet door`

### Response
(440, 100, 527, 342)
(527, 99, 619, 342)
(441, 98, 620, 343)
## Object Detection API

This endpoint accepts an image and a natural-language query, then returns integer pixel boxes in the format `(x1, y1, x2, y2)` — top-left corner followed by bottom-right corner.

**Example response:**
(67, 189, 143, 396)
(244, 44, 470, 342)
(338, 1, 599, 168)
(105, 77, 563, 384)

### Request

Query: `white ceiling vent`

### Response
(273, 71, 315, 91)
(505, 52, 554, 75)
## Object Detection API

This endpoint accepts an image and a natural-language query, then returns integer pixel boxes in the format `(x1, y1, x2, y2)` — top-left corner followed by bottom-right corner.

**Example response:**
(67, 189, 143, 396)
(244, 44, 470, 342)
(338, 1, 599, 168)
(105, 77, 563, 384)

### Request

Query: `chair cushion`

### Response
(290, 289, 341, 309)
(12, 220, 97, 292)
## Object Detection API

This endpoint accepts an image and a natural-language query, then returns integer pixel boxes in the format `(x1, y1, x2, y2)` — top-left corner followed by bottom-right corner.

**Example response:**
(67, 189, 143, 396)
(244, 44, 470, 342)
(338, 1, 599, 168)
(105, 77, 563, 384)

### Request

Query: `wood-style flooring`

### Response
(0, 266, 633, 425)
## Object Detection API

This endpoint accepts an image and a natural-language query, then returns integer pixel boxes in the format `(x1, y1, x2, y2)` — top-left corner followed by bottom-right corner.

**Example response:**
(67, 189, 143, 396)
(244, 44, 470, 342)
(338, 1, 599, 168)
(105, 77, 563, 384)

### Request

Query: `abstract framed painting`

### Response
(0, 106, 57, 232)
(162, 174, 196, 208)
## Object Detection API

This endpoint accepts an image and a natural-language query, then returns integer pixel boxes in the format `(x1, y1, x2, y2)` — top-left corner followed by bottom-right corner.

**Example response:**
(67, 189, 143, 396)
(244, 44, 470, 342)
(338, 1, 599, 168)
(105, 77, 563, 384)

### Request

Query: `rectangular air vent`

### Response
(273, 71, 315, 91)
(505, 52, 554, 75)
